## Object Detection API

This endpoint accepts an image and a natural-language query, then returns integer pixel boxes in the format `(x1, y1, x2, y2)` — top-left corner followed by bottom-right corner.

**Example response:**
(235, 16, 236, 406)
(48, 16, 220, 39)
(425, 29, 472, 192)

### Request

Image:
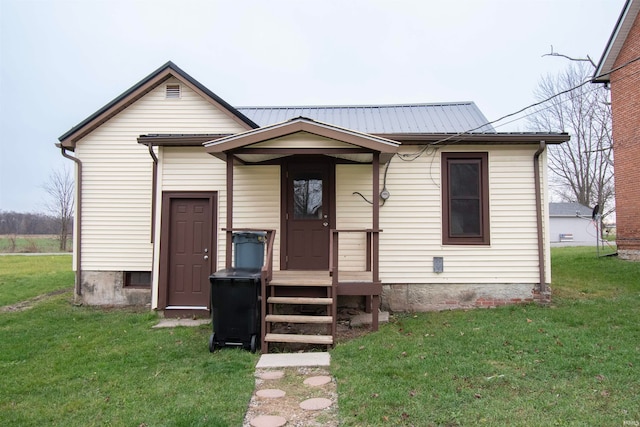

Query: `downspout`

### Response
(533, 141, 547, 299)
(146, 144, 158, 244)
(59, 145, 82, 297)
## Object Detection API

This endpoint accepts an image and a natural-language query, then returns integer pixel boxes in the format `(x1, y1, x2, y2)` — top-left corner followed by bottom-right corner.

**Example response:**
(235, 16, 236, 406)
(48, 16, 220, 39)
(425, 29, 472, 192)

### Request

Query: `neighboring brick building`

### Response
(593, 0, 640, 260)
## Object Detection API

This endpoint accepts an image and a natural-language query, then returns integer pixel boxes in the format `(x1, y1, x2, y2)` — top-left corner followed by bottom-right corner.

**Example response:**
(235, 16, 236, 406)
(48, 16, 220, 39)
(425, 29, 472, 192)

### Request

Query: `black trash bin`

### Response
(208, 268, 261, 353)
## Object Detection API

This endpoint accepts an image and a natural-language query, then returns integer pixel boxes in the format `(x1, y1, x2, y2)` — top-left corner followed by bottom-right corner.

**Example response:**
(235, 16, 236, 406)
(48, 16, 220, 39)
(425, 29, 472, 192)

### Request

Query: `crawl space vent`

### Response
(165, 84, 181, 99)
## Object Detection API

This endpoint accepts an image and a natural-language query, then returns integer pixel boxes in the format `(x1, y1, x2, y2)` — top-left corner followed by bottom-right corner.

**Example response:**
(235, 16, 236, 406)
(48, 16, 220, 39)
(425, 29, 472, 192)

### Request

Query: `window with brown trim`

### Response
(442, 152, 490, 245)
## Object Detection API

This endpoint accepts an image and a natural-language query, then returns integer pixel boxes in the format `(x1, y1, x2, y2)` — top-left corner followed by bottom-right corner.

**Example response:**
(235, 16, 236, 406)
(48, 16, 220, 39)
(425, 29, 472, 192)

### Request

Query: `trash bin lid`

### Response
(232, 231, 267, 242)
(210, 267, 262, 279)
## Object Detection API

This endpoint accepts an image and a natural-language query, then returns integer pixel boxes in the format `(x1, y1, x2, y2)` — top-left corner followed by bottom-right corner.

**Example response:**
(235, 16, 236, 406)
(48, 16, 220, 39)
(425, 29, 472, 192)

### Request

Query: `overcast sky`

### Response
(0, 0, 624, 213)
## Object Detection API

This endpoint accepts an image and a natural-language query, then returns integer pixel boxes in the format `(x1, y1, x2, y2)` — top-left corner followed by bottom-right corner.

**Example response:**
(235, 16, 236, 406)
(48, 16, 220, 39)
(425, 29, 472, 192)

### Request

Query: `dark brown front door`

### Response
(285, 159, 334, 270)
(162, 194, 215, 308)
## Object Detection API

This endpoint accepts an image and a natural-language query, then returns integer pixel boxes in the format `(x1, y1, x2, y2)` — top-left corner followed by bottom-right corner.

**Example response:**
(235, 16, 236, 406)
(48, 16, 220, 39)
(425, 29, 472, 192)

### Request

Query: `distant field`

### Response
(0, 235, 72, 253)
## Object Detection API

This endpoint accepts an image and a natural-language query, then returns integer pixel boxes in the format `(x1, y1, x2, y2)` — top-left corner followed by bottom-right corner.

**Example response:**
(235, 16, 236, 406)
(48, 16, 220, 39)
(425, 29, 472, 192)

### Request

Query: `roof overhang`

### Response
(593, 0, 640, 83)
(375, 132, 570, 145)
(203, 117, 401, 164)
(138, 134, 232, 146)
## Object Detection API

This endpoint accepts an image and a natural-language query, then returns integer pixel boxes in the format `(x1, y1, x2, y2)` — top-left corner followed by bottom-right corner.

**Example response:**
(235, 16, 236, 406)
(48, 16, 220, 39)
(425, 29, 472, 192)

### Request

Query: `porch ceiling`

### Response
(203, 117, 400, 164)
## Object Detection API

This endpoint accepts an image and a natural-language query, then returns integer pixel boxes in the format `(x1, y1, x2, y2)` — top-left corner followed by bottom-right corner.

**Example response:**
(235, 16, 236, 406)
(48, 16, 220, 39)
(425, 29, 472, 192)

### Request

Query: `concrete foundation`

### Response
(618, 249, 640, 261)
(77, 271, 151, 306)
(381, 283, 543, 312)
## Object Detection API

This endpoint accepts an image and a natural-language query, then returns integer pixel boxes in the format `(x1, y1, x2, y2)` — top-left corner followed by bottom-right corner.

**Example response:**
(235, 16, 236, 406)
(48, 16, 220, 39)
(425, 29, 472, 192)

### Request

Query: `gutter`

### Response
(58, 145, 82, 297)
(533, 141, 547, 298)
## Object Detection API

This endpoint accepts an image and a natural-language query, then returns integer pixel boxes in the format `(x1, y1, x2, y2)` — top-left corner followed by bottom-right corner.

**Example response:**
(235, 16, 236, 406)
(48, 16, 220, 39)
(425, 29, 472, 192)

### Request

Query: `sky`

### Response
(0, 0, 624, 213)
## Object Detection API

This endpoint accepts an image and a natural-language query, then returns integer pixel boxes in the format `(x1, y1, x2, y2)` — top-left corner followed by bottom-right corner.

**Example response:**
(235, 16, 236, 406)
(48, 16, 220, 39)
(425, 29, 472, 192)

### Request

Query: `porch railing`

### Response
(329, 228, 382, 330)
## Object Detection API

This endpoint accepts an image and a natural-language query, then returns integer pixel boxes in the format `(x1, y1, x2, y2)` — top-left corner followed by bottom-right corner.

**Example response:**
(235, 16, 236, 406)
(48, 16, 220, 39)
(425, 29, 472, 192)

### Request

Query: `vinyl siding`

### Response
(378, 145, 548, 284)
(231, 165, 281, 270)
(336, 164, 373, 270)
(76, 78, 247, 271)
(160, 148, 281, 271)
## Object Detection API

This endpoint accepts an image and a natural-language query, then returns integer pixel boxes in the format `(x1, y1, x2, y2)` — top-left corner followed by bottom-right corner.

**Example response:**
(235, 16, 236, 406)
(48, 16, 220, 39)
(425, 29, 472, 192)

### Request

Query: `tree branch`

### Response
(542, 45, 597, 68)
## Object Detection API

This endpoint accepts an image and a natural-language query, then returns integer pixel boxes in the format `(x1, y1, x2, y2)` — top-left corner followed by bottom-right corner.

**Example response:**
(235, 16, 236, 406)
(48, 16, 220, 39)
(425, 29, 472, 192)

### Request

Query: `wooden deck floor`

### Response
(270, 270, 374, 286)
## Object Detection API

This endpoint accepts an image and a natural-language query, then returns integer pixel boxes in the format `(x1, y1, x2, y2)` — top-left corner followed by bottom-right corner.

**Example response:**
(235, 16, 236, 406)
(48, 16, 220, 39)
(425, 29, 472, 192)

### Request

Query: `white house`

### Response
(58, 62, 568, 351)
(549, 202, 597, 246)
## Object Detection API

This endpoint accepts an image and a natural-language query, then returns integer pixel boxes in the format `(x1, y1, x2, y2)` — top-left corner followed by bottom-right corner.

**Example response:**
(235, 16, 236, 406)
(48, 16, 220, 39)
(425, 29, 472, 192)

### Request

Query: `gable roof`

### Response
(549, 202, 593, 217)
(204, 116, 400, 164)
(58, 61, 258, 149)
(237, 102, 495, 134)
(593, 0, 640, 82)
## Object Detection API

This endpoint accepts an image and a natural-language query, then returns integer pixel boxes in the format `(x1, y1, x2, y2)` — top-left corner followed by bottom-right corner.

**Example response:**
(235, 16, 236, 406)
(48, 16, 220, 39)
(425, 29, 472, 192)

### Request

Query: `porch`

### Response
(205, 117, 399, 353)
(226, 228, 382, 353)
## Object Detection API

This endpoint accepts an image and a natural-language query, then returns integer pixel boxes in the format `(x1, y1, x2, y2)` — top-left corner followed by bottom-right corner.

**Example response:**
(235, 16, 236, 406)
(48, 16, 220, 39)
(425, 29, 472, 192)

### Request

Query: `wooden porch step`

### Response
(269, 280, 331, 287)
(265, 314, 333, 324)
(265, 333, 334, 345)
(267, 297, 333, 305)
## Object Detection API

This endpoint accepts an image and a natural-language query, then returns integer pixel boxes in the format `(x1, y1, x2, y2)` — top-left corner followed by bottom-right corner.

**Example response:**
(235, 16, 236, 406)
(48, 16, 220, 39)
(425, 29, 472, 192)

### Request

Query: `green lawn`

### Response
(0, 235, 71, 253)
(1, 248, 638, 426)
(0, 255, 73, 306)
(332, 247, 640, 426)
(0, 256, 258, 427)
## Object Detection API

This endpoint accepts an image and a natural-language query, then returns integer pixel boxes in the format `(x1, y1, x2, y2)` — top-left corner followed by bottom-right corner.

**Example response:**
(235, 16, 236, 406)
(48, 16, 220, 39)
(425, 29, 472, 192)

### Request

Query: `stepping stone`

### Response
(303, 375, 332, 386)
(258, 370, 285, 380)
(256, 388, 286, 399)
(299, 397, 332, 411)
(249, 415, 287, 427)
(256, 352, 330, 368)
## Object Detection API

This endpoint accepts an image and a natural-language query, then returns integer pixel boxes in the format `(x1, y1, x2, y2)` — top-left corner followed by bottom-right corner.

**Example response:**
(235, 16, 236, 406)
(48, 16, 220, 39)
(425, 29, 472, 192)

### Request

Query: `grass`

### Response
(0, 256, 258, 426)
(1, 248, 638, 426)
(0, 235, 71, 253)
(332, 247, 640, 426)
(0, 255, 74, 306)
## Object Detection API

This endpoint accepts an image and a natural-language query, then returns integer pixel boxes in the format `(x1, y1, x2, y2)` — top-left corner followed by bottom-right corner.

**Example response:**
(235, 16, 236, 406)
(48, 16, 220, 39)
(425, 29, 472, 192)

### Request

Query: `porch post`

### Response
(371, 152, 380, 330)
(372, 152, 380, 282)
(225, 154, 233, 269)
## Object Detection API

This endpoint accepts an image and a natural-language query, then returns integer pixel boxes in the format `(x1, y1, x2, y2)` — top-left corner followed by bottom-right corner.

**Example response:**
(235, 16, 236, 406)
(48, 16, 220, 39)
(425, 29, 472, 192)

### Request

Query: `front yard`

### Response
(1, 248, 638, 426)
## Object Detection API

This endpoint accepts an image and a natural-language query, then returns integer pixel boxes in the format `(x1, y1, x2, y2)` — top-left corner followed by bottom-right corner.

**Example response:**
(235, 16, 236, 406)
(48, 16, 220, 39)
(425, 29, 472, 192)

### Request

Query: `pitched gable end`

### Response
(58, 61, 257, 148)
(593, 0, 640, 82)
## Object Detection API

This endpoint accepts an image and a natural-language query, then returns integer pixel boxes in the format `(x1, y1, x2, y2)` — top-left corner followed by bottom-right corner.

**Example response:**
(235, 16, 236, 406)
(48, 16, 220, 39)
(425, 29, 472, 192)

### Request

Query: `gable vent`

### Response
(165, 84, 181, 99)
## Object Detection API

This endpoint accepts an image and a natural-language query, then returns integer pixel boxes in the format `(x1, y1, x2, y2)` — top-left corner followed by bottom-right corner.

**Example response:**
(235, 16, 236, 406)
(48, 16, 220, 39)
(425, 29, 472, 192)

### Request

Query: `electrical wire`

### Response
(393, 55, 639, 161)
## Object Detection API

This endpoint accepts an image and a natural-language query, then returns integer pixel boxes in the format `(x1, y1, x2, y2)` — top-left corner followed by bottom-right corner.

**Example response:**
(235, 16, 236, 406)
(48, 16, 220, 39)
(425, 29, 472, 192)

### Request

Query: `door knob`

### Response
(323, 222, 328, 227)
(204, 255, 209, 260)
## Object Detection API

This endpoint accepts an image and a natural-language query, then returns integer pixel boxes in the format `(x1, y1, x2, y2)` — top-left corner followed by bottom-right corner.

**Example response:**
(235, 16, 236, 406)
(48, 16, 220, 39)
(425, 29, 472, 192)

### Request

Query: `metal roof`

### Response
(549, 202, 593, 217)
(237, 102, 495, 134)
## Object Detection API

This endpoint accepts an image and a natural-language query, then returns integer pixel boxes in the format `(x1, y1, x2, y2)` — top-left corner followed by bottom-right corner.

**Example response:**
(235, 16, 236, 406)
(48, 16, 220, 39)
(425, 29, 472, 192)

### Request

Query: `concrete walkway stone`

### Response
(152, 318, 209, 328)
(258, 370, 285, 380)
(303, 375, 332, 386)
(256, 352, 330, 368)
(256, 389, 286, 399)
(249, 415, 287, 427)
(299, 397, 333, 411)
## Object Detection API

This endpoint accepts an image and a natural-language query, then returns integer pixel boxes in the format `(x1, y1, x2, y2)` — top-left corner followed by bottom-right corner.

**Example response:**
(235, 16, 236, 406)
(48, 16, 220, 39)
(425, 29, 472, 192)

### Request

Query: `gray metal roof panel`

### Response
(237, 102, 495, 134)
(549, 202, 593, 217)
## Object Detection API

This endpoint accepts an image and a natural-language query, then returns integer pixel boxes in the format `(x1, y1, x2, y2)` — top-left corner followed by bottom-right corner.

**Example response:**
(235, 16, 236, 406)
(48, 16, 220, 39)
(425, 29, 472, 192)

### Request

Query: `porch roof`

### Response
(203, 116, 400, 164)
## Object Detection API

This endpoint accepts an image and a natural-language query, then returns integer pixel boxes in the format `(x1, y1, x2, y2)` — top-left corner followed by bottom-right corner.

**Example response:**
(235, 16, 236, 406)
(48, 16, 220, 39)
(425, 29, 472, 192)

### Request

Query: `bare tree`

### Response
(43, 167, 74, 251)
(528, 62, 614, 219)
